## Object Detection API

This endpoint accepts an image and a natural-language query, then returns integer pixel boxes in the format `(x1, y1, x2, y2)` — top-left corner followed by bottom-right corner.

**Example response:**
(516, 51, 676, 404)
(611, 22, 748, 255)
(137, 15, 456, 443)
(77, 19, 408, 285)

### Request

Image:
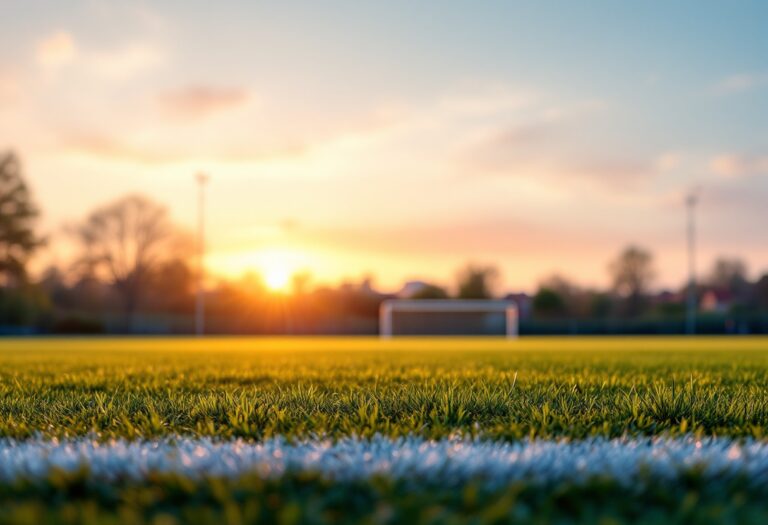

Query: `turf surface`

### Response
(1, 336, 767, 440)
(1, 336, 768, 524)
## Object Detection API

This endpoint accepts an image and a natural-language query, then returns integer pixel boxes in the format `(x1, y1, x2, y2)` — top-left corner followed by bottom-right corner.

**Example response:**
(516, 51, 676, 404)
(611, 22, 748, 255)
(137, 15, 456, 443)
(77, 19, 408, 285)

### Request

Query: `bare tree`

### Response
(74, 194, 177, 330)
(609, 245, 655, 317)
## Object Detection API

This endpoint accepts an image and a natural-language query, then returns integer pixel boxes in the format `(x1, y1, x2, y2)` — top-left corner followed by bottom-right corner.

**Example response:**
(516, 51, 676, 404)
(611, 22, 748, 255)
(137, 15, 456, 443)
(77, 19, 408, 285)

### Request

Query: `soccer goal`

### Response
(379, 299, 518, 338)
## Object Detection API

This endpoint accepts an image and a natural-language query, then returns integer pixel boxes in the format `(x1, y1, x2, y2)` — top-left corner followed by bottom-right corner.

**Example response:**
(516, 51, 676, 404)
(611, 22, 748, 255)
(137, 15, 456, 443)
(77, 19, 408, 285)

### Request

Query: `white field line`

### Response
(1, 436, 767, 487)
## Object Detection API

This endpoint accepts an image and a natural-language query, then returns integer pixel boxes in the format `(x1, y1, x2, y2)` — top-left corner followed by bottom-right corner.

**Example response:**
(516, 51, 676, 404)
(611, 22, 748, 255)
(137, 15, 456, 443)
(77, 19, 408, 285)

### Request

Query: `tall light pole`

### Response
(686, 190, 698, 335)
(196, 173, 209, 337)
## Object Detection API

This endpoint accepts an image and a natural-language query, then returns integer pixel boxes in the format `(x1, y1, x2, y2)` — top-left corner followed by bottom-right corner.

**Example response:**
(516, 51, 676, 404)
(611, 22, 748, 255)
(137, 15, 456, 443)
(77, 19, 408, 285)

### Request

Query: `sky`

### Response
(1, 1, 767, 293)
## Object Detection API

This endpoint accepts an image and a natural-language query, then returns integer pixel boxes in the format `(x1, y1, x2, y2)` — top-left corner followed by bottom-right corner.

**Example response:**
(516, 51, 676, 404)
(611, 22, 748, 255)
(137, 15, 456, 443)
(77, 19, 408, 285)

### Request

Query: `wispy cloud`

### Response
(461, 121, 659, 192)
(655, 152, 683, 172)
(36, 31, 77, 68)
(35, 29, 165, 79)
(61, 134, 178, 165)
(87, 43, 166, 79)
(59, 131, 309, 166)
(571, 157, 655, 187)
(710, 153, 768, 178)
(429, 90, 666, 195)
(711, 73, 768, 96)
(292, 217, 616, 257)
(435, 88, 536, 116)
(476, 122, 560, 150)
(158, 86, 252, 120)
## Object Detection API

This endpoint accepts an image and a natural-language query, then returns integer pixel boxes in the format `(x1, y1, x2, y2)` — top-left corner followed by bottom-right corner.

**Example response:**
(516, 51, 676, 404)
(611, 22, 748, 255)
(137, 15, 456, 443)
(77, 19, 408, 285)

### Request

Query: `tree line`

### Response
(2, 150, 768, 334)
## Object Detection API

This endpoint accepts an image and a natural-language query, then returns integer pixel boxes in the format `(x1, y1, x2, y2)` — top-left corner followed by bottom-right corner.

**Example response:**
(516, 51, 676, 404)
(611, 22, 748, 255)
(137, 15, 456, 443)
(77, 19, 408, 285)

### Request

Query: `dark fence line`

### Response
(519, 315, 768, 335)
(3, 312, 768, 336)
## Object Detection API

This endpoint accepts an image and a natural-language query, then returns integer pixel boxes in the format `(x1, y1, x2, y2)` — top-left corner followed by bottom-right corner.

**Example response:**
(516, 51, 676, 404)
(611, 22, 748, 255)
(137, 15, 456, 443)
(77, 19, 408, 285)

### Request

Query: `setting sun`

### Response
(233, 248, 308, 292)
(263, 264, 291, 292)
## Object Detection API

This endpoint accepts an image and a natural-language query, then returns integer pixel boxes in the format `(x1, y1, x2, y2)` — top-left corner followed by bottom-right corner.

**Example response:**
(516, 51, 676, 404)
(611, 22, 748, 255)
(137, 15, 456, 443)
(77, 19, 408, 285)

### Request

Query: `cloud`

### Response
(656, 152, 683, 171)
(711, 73, 768, 95)
(439, 92, 662, 194)
(61, 134, 178, 165)
(293, 217, 612, 256)
(481, 123, 558, 149)
(36, 31, 77, 68)
(36, 29, 165, 79)
(462, 122, 658, 191)
(436, 89, 535, 116)
(710, 153, 768, 178)
(88, 43, 165, 79)
(59, 132, 307, 165)
(462, 122, 561, 173)
(158, 86, 252, 120)
(571, 157, 655, 187)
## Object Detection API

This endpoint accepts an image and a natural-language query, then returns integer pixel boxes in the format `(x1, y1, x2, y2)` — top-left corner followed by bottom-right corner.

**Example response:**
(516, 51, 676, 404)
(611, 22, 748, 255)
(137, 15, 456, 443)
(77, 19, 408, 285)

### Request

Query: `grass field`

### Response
(2, 336, 768, 524)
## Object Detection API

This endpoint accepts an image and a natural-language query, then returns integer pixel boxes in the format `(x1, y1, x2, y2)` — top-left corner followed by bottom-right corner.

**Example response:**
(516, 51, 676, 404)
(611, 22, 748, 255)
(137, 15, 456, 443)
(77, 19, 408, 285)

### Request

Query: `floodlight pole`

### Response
(686, 191, 698, 335)
(195, 173, 209, 337)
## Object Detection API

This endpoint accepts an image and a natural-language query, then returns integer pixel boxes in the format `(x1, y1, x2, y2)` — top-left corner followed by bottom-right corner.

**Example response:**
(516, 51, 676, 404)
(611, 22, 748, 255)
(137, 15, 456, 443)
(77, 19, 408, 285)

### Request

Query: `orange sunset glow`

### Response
(0, 1, 766, 317)
(1, 2, 762, 294)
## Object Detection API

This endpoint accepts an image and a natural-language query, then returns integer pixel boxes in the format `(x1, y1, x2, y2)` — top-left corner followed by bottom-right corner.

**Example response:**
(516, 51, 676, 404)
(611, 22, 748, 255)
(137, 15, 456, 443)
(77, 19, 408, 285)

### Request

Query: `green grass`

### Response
(1, 336, 768, 440)
(3, 336, 768, 525)
(4, 470, 768, 525)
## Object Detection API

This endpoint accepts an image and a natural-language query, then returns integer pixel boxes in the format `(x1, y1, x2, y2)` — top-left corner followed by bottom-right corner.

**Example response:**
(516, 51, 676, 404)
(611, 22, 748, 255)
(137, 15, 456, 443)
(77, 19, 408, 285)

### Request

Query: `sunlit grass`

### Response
(2, 336, 768, 524)
(1, 336, 767, 440)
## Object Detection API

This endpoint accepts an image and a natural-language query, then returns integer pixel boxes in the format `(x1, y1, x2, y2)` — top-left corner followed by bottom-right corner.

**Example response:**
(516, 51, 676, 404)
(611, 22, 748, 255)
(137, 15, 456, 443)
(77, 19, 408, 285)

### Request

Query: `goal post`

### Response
(379, 299, 519, 339)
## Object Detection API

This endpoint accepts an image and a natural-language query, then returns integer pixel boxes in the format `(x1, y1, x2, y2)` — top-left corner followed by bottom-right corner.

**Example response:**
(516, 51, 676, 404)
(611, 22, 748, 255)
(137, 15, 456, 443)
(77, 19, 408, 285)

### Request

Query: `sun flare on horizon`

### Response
(225, 247, 309, 293)
(263, 264, 292, 292)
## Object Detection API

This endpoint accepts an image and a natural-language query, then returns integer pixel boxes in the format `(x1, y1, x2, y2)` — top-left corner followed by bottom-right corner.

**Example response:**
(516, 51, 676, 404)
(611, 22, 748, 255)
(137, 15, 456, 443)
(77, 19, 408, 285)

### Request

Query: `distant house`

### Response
(504, 292, 532, 319)
(700, 288, 734, 313)
(397, 281, 431, 298)
(653, 290, 684, 305)
(398, 280, 452, 299)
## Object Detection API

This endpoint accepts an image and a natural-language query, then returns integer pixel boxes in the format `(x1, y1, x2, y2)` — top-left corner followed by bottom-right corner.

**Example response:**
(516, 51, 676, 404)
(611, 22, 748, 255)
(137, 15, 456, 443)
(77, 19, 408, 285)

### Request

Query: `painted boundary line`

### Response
(1, 436, 767, 487)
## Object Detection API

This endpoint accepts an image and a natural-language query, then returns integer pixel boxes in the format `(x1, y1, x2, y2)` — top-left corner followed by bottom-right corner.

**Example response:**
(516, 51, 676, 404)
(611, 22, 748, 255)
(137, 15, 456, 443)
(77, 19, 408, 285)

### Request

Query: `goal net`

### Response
(379, 299, 518, 338)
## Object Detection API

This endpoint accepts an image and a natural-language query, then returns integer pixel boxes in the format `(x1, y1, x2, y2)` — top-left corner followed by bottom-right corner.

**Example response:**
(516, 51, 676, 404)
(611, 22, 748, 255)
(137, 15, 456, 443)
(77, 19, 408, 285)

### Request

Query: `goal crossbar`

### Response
(379, 299, 518, 338)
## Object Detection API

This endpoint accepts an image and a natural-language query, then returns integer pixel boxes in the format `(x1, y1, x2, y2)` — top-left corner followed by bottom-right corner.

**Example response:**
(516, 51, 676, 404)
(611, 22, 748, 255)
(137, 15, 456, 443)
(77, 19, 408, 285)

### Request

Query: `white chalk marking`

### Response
(0, 435, 766, 487)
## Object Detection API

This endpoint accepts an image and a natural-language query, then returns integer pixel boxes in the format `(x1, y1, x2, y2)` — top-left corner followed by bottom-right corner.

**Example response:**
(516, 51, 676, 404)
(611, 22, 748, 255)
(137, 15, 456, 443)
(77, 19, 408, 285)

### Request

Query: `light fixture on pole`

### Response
(195, 172, 209, 336)
(686, 189, 699, 335)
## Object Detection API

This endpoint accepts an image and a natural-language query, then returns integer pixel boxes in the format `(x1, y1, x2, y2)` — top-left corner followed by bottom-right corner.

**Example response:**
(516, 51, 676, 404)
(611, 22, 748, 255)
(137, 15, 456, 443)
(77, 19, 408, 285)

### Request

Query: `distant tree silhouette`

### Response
(537, 274, 584, 317)
(589, 292, 613, 319)
(456, 264, 499, 299)
(147, 258, 195, 314)
(74, 194, 180, 330)
(0, 152, 44, 284)
(532, 287, 566, 318)
(755, 275, 768, 311)
(708, 257, 747, 288)
(609, 245, 655, 317)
